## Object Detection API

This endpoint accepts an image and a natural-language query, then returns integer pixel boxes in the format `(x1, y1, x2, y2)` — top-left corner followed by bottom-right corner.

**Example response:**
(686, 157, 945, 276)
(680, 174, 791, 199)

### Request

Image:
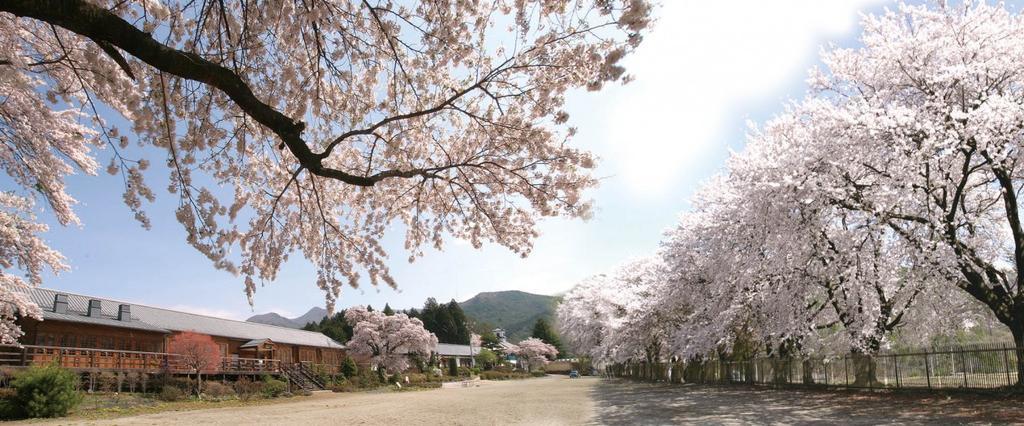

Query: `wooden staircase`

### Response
(282, 363, 326, 391)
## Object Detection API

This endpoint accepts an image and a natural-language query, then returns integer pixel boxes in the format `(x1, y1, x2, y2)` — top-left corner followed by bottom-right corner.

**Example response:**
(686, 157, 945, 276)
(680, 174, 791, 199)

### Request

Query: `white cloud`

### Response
(604, 0, 882, 197)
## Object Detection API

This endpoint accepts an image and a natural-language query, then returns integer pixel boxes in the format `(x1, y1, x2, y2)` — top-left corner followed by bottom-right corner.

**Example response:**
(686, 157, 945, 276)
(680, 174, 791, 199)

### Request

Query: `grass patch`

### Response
(16, 392, 307, 422)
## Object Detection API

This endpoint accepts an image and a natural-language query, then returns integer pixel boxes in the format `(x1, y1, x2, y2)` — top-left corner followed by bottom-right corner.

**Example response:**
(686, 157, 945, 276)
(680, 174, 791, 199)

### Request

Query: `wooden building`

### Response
(5, 288, 345, 384)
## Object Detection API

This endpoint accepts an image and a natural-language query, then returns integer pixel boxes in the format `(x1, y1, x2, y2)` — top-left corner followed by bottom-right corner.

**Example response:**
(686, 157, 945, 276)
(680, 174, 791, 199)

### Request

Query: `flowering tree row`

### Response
(560, 2, 1024, 384)
(344, 305, 438, 374)
(509, 337, 558, 372)
(0, 0, 652, 344)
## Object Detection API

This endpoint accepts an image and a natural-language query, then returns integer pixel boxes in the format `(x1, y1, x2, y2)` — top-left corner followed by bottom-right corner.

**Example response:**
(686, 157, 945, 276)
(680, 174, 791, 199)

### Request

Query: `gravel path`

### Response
(28, 376, 1024, 425)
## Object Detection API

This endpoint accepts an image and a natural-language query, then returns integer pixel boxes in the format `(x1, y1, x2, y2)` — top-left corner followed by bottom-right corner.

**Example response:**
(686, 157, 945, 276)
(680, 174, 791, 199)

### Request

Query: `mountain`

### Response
(459, 290, 560, 342)
(246, 291, 562, 342)
(292, 307, 328, 327)
(246, 307, 328, 329)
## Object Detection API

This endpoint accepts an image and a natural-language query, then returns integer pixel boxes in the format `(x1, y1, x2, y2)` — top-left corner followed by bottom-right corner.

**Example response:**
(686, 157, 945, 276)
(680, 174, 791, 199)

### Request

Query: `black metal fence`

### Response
(606, 343, 1023, 390)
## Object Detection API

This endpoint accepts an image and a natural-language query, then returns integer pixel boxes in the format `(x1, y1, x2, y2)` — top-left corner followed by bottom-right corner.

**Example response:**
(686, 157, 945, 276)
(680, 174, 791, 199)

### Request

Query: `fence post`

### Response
(958, 347, 968, 388)
(843, 356, 849, 387)
(1004, 344, 1013, 387)
(924, 350, 932, 390)
(893, 354, 900, 388)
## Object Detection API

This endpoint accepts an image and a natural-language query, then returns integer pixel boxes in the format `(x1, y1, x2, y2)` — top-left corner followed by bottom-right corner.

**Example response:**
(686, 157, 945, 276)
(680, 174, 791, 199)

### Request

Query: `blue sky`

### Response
(35, 0, 900, 320)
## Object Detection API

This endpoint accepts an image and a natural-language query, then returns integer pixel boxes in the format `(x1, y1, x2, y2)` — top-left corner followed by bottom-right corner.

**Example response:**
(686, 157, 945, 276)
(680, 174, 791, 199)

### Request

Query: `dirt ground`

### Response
(23, 376, 1024, 425)
(591, 379, 1024, 425)
(35, 376, 595, 426)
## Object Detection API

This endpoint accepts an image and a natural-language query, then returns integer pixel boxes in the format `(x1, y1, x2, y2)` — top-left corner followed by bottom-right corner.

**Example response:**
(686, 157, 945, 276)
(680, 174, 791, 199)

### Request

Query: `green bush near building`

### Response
(260, 376, 287, 398)
(8, 363, 84, 418)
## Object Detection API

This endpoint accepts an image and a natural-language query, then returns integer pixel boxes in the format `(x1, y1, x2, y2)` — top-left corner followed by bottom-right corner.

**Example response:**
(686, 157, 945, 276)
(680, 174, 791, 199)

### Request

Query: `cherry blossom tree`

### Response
(737, 2, 1024, 383)
(344, 305, 437, 375)
(167, 331, 221, 396)
(558, 257, 680, 372)
(561, 2, 1013, 386)
(512, 337, 557, 372)
(660, 129, 974, 384)
(0, 0, 653, 343)
(557, 273, 620, 363)
(0, 194, 63, 345)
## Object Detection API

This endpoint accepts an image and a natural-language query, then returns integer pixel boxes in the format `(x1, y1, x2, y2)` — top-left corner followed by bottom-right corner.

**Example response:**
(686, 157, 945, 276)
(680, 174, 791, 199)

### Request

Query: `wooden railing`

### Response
(0, 345, 280, 373)
(217, 356, 280, 373)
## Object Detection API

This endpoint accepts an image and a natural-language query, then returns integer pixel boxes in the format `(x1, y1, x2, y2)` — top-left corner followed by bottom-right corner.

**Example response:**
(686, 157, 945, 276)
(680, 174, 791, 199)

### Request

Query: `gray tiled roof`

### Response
(40, 310, 170, 333)
(25, 288, 344, 350)
(436, 343, 477, 357)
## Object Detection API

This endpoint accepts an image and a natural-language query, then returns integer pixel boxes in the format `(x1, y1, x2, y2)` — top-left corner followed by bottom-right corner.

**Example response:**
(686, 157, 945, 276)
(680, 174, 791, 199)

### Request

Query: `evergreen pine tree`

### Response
(447, 300, 471, 345)
(531, 318, 566, 358)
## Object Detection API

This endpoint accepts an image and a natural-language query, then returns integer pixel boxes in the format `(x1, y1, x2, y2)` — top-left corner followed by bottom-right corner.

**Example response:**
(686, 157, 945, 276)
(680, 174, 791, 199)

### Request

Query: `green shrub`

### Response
(233, 377, 262, 400)
(354, 369, 382, 388)
(494, 365, 515, 373)
(340, 356, 358, 378)
(531, 371, 547, 377)
(0, 399, 21, 420)
(480, 370, 535, 380)
(202, 381, 235, 400)
(260, 377, 287, 398)
(158, 385, 184, 402)
(475, 348, 499, 369)
(329, 379, 356, 393)
(10, 364, 83, 418)
(479, 370, 506, 380)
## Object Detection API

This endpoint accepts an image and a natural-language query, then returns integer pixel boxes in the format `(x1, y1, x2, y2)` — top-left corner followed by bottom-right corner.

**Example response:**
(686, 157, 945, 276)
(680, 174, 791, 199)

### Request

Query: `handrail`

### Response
(0, 344, 169, 357)
(0, 344, 282, 373)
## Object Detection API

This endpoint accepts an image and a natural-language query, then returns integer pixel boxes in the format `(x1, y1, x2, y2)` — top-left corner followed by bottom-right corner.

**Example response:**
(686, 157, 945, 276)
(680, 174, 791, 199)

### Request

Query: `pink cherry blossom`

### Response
(344, 305, 438, 374)
(0, 0, 652, 343)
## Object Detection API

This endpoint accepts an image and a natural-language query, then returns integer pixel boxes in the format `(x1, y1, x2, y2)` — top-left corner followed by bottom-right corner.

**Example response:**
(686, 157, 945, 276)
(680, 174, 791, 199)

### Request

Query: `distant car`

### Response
(569, 370, 579, 378)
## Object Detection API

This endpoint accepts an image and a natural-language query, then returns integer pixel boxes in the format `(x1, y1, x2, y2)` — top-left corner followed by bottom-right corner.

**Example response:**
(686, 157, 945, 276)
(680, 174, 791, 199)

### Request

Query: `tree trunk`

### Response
(1012, 325, 1024, 387)
(771, 358, 788, 384)
(850, 353, 878, 387)
(719, 360, 730, 383)
(802, 359, 815, 385)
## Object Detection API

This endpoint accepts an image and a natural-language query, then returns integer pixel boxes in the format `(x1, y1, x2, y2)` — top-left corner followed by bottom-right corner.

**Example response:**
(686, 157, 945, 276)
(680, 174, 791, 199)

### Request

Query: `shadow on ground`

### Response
(589, 379, 1024, 425)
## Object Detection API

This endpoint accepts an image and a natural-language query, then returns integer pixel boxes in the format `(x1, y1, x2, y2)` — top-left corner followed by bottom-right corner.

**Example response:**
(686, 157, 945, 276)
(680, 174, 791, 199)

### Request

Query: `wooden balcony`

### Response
(0, 344, 281, 374)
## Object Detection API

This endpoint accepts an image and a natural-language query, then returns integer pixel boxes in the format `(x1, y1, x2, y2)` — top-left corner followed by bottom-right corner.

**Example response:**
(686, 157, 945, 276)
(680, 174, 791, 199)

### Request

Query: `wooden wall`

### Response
(22, 318, 166, 352)
(23, 319, 345, 369)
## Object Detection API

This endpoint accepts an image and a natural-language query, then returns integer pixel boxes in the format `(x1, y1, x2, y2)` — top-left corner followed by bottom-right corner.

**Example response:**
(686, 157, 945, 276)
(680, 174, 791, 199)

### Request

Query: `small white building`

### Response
(435, 343, 478, 367)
